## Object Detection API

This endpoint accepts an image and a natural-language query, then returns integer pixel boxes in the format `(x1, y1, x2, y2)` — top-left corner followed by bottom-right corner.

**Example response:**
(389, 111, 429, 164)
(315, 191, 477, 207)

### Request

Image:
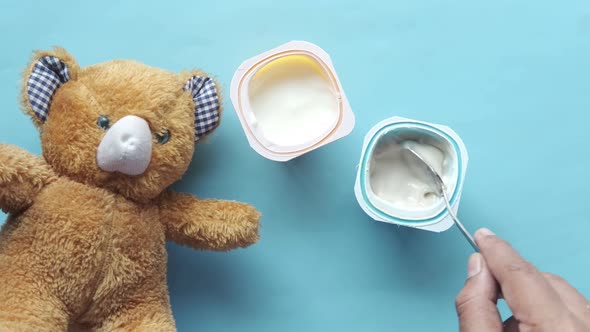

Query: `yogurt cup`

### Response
(230, 41, 355, 161)
(354, 116, 469, 232)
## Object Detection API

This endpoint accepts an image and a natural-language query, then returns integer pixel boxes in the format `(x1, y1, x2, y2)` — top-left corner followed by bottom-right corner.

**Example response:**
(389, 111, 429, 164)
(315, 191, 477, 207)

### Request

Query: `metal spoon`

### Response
(402, 146, 479, 252)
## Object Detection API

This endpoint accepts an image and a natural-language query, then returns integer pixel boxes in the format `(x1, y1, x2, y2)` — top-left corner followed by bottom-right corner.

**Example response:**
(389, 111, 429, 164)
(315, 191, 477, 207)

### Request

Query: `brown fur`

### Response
(0, 48, 260, 331)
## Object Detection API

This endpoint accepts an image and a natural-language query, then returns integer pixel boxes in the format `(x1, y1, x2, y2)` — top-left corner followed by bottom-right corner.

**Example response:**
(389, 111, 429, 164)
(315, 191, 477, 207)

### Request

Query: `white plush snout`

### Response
(96, 115, 152, 176)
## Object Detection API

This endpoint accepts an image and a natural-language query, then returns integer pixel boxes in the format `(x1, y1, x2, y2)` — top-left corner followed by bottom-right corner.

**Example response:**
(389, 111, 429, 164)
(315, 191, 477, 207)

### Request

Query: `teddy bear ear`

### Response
(183, 76, 221, 141)
(22, 48, 79, 124)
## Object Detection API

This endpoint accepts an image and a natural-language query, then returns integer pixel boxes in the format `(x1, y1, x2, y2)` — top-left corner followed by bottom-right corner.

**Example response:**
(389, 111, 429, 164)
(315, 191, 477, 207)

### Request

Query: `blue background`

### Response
(1, 1, 589, 331)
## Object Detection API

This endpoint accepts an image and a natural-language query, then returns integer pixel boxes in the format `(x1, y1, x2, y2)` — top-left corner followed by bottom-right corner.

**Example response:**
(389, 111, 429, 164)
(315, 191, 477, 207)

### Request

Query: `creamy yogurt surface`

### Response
(247, 55, 339, 146)
(369, 139, 450, 211)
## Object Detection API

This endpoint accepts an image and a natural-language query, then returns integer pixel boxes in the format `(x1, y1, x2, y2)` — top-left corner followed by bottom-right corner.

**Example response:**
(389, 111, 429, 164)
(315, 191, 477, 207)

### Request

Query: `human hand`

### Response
(455, 228, 590, 331)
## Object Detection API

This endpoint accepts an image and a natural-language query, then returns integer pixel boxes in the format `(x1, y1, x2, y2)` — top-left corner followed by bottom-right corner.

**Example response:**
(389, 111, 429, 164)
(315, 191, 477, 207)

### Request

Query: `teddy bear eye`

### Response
(155, 129, 170, 144)
(97, 115, 110, 130)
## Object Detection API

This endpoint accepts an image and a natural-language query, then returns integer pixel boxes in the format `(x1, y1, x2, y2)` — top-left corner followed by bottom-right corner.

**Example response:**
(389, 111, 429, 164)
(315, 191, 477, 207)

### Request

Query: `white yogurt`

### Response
(247, 55, 339, 146)
(369, 138, 452, 211)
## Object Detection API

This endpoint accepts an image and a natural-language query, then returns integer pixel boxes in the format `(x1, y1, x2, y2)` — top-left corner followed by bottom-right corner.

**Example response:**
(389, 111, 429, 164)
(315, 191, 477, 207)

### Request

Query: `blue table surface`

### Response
(1, 1, 589, 331)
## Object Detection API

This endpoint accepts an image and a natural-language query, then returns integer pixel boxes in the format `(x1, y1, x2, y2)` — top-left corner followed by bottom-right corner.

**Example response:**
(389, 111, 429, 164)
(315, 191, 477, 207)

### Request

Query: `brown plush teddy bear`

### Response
(0, 47, 261, 331)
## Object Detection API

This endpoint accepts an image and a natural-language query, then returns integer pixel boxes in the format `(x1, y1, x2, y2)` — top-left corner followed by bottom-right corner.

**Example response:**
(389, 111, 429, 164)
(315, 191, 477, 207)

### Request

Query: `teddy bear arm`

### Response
(0, 144, 57, 213)
(158, 191, 260, 251)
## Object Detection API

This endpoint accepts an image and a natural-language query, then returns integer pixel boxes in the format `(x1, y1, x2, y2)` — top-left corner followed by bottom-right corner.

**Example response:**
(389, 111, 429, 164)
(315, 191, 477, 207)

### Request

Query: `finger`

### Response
(502, 316, 520, 332)
(456, 253, 503, 332)
(475, 229, 568, 324)
(543, 273, 590, 327)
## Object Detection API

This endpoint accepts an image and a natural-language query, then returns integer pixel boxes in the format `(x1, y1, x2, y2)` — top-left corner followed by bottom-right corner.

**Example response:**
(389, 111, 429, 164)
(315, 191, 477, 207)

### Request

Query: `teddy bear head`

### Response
(20, 48, 222, 202)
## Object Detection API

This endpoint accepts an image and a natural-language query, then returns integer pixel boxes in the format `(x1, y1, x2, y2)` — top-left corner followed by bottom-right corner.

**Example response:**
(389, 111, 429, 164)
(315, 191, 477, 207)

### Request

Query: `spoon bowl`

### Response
(402, 146, 479, 252)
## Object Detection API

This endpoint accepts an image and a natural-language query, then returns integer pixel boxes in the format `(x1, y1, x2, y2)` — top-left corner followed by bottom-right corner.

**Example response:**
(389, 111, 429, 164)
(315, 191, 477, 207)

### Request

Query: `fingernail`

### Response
(476, 228, 495, 239)
(467, 253, 482, 279)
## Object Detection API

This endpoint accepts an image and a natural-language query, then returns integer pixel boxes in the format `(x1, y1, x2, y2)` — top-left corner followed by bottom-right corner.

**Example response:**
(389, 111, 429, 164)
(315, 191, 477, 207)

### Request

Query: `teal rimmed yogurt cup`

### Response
(354, 116, 469, 232)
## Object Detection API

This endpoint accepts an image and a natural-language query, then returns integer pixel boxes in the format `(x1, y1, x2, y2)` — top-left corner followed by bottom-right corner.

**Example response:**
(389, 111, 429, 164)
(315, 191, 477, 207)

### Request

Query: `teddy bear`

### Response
(0, 47, 261, 331)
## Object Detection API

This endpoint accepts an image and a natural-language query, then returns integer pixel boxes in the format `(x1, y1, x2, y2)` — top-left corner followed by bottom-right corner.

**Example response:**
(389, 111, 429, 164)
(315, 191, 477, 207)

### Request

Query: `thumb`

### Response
(455, 253, 503, 332)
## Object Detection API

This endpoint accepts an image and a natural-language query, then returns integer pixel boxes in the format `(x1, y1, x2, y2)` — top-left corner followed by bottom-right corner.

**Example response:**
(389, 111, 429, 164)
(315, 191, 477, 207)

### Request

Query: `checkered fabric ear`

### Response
(184, 76, 220, 141)
(27, 56, 71, 122)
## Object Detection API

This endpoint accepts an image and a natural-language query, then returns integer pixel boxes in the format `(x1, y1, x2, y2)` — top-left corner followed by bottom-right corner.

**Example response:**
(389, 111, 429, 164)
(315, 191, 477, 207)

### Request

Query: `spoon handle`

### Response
(441, 189, 480, 252)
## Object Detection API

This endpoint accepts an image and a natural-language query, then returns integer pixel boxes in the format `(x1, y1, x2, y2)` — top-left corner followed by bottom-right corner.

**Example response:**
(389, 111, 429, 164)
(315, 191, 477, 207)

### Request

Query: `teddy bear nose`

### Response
(121, 133, 138, 150)
(121, 133, 132, 142)
(96, 115, 153, 176)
